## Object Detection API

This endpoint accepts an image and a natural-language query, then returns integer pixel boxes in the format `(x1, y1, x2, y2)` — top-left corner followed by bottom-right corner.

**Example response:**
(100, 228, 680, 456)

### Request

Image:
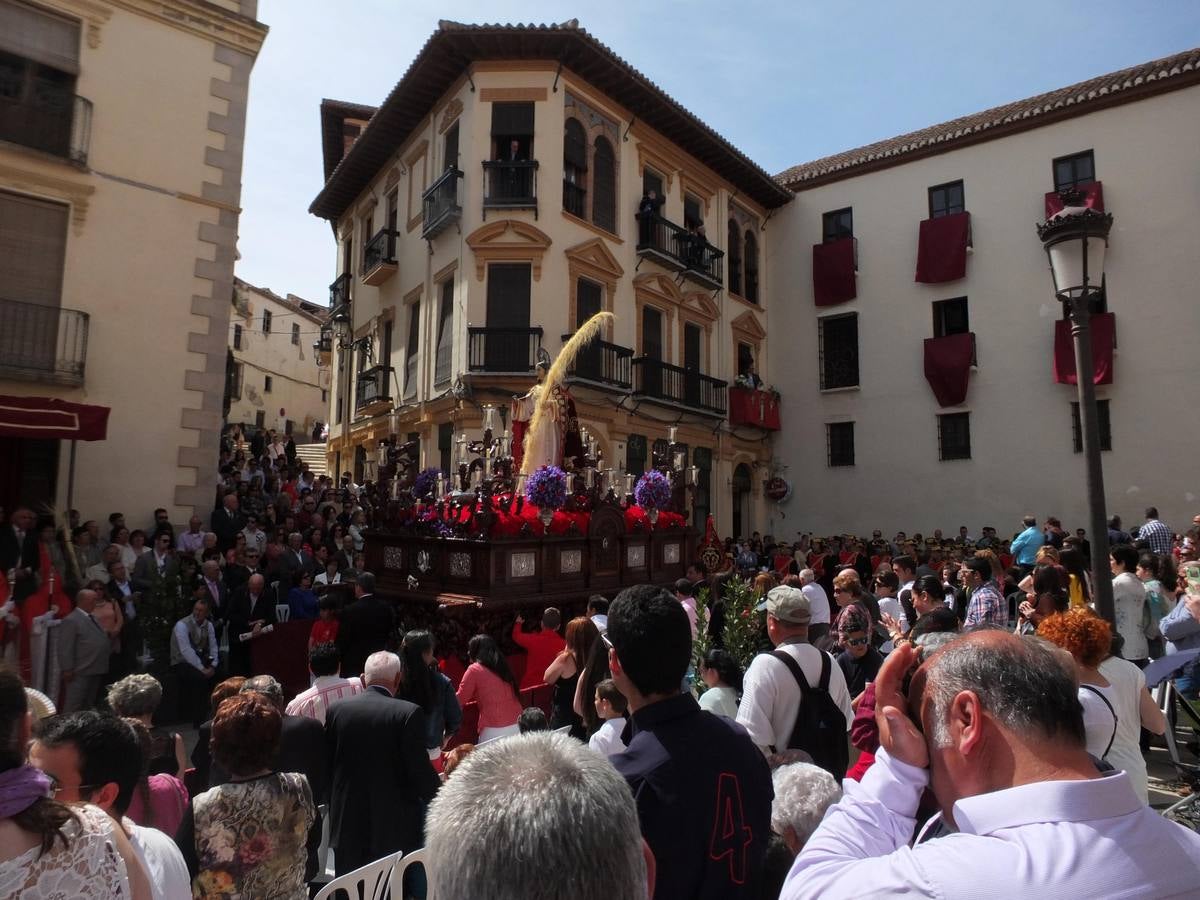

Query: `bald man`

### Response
(229, 572, 276, 676)
(57, 589, 111, 712)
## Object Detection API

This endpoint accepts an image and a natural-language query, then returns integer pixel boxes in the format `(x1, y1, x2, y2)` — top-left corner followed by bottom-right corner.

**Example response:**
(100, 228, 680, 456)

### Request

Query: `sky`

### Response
(236, 0, 1200, 306)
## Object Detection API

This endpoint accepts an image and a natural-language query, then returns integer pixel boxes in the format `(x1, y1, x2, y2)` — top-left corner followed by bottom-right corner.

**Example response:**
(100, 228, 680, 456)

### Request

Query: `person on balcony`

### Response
(637, 188, 663, 247)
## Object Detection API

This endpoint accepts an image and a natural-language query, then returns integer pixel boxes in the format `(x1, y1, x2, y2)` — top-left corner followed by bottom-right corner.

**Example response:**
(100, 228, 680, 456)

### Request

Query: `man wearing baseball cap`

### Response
(736, 586, 853, 757)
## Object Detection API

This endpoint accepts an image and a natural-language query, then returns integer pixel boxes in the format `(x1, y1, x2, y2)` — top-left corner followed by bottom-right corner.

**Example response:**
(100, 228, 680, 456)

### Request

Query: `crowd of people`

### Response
(5, 442, 1200, 898)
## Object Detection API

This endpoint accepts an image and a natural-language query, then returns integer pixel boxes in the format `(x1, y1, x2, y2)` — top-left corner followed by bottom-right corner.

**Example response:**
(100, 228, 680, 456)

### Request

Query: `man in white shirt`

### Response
(30, 711, 187, 900)
(737, 586, 852, 756)
(171, 595, 219, 728)
(1110, 544, 1150, 665)
(86, 543, 121, 585)
(285, 642, 363, 725)
(176, 514, 206, 555)
(797, 568, 832, 644)
(782, 631, 1200, 899)
(241, 513, 267, 554)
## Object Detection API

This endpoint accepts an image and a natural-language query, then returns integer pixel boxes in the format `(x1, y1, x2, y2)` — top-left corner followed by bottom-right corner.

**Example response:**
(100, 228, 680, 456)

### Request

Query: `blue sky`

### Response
(236, 0, 1200, 306)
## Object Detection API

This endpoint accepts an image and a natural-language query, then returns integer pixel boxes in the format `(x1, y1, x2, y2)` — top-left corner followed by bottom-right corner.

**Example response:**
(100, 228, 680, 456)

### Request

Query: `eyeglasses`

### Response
(845, 636, 869, 647)
(50, 781, 100, 796)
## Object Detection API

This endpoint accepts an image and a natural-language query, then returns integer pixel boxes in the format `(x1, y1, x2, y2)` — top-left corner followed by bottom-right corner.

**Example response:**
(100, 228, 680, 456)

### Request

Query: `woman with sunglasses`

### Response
(834, 605, 882, 711)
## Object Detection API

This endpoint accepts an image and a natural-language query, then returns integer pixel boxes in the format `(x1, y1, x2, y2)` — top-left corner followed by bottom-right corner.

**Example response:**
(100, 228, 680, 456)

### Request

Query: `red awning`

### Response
(923, 333, 975, 407)
(1044, 181, 1105, 218)
(915, 211, 970, 283)
(812, 238, 857, 307)
(0, 395, 110, 441)
(1054, 312, 1116, 385)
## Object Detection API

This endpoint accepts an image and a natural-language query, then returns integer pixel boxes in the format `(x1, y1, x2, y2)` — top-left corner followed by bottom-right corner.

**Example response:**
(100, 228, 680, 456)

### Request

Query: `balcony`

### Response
(561, 333, 633, 391)
(728, 386, 781, 430)
(361, 228, 398, 286)
(422, 167, 463, 239)
(355, 365, 393, 414)
(0, 298, 89, 386)
(0, 94, 91, 165)
(467, 326, 543, 374)
(635, 213, 724, 289)
(329, 272, 351, 307)
(632, 357, 727, 417)
(482, 160, 538, 216)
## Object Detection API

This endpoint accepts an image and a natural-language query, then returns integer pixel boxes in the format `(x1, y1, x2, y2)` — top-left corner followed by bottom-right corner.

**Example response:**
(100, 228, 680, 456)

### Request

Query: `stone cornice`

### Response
(105, 0, 268, 56)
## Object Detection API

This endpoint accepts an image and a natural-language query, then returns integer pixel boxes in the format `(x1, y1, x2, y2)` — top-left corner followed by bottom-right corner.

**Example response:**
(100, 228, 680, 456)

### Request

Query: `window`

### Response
(642, 169, 664, 202)
(743, 230, 759, 303)
(321, 389, 328, 403)
(291, 322, 300, 345)
(938, 412, 971, 461)
(261, 309, 272, 334)
(0, 2, 80, 159)
(264, 374, 273, 393)
(932, 297, 970, 337)
(592, 136, 616, 233)
(822, 208, 853, 242)
(737, 341, 754, 378)
(342, 236, 353, 278)
(233, 324, 242, 350)
(255, 409, 265, 428)
(491, 102, 534, 158)
(818, 313, 859, 390)
(727, 219, 742, 295)
(386, 190, 398, 233)
(684, 195, 703, 231)
(438, 422, 453, 474)
(405, 302, 420, 399)
(626, 434, 647, 478)
(826, 422, 855, 467)
(443, 121, 459, 171)
(1053, 150, 1095, 193)
(435, 278, 454, 386)
(1071, 400, 1112, 453)
(563, 118, 587, 218)
(360, 211, 373, 265)
(928, 180, 965, 218)
(228, 362, 243, 401)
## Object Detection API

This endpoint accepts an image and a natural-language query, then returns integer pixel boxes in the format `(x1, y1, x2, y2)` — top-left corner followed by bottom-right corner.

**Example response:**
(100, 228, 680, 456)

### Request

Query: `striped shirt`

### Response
(965, 581, 1008, 628)
(285, 675, 363, 724)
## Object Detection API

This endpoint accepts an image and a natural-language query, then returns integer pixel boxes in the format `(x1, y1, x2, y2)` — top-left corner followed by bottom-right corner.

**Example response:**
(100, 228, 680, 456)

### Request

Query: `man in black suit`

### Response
(336, 572, 393, 678)
(196, 559, 230, 644)
(276, 531, 315, 587)
(0, 507, 40, 603)
(325, 650, 439, 877)
(211, 491, 244, 553)
(227, 573, 276, 676)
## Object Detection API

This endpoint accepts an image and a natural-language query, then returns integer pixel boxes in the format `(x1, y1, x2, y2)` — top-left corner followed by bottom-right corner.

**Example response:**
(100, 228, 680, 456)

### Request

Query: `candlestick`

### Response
(689, 465, 699, 486)
(585, 467, 595, 489)
(436, 474, 446, 500)
(624, 473, 634, 496)
(483, 404, 497, 433)
(668, 425, 677, 443)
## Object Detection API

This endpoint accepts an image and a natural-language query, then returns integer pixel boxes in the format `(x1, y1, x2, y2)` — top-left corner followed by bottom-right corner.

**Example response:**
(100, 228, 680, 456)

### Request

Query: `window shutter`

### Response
(491, 102, 534, 136)
(564, 119, 587, 169)
(592, 137, 616, 232)
(0, 2, 80, 73)
(0, 190, 68, 307)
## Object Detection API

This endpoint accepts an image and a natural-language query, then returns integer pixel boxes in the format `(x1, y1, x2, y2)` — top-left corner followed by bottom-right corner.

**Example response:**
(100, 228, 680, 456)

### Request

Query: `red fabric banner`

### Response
(915, 212, 970, 283)
(1044, 181, 1105, 218)
(728, 387, 781, 430)
(812, 238, 857, 306)
(0, 395, 109, 441)
(1053, 312, 1116, 385)
(923, 333, 975, 407)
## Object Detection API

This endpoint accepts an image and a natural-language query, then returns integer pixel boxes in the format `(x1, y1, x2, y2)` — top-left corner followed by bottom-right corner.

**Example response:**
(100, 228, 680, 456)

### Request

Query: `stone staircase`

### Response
(293, 441, 329, 477)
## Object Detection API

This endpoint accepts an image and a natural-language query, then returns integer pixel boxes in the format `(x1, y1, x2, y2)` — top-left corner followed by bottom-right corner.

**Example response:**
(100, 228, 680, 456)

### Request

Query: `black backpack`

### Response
(771, 649, 848, 783)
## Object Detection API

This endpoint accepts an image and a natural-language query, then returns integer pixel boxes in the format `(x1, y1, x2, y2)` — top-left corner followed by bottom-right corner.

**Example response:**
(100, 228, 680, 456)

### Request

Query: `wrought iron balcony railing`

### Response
(632, 357, 727, 416)
(483, 159, 538, 213)
(0, 93, 91, 165)
(467, 326, 543, 374)
(0, 297, 89, 385)
(329, 272, 351, 307)
(355, 365, 392, 411)
(422, 167, 463, 239)
(634, 213, 724, 289)
(561, 333, 632, 390)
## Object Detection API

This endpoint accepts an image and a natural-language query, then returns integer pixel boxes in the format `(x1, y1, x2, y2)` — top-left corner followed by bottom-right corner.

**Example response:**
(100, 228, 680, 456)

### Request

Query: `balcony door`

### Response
(683, 322, 702, 407)
(485, 263, 531, 371)
(575, 278, 602, 381)
(641, 305, 663, 397)
(0, 2, 80, 159)
(0, 190, 68, 375)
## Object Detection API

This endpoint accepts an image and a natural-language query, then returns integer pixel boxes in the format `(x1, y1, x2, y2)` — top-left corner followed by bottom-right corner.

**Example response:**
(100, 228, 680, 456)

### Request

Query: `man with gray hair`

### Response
(427, 732, 650, 899)
(782, 631, 1200, 898)
(325, 650, 439, 876)
(770, 762, 841, 855)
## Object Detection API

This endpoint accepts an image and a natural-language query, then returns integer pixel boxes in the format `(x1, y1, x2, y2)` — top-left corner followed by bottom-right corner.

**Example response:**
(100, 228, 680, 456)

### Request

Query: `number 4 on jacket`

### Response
(709, 772, 753, 884)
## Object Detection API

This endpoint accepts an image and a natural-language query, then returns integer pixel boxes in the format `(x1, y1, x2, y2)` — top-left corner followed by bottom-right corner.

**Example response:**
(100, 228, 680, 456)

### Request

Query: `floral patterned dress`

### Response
(191, 771, 315, 899)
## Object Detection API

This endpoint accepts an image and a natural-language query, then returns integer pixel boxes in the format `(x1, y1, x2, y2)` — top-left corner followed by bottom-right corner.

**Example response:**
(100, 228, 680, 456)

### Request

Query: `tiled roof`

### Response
(319, 98, 378, 183)
(777, 47, 1200, 189)
(310, 20, 791, 221)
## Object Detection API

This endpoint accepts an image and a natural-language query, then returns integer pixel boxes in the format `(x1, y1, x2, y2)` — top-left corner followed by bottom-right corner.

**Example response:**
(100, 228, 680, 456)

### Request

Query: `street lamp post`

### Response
(1036, 192, 1115, 624)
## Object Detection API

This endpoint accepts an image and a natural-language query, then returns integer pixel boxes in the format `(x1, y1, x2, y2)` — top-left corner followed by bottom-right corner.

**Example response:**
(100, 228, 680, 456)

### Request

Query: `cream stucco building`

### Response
(768, 48, 1200, 537)
(311, 21, 788, 540)
(226, 277, 329, 440)
(0, 0, 266, 523)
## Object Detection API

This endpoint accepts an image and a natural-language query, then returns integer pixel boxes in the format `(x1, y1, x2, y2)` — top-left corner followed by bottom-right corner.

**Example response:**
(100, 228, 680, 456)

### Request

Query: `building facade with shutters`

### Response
(312, 21, 789, 540)
(0, 0, 266, 521)
(768, 48, 1200, 535)
(226, 278, 329, 440)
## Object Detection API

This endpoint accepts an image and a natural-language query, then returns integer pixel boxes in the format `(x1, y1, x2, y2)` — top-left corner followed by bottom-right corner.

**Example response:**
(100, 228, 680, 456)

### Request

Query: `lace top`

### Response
(0, 803, 130, 900)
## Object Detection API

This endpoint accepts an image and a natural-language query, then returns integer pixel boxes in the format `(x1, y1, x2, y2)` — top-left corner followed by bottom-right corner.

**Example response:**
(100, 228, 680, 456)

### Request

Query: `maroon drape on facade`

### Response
(0, 395, 109, 440)
(1044, 181, 1105, 218)
(1053, 312, 1116, 385)
(812, 238, 857, 306)
(923, 333, 975, 406)
(915, 212, 970, 283)
(728, 387, 781, 430)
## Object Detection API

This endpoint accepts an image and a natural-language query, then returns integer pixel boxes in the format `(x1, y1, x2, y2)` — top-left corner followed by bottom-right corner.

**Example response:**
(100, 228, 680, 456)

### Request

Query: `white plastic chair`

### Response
(315, 803, 331, 877)
(391, 847, 434, 900)
(275, 604, 291, 623)
(313, 850, 399, 900)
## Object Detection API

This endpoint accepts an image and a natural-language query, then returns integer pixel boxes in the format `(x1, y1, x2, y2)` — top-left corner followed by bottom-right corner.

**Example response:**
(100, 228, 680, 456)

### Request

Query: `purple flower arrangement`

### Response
(525, 465, 568, 511)
(635, 470, 672, 510)
(412, 467, 441, 500)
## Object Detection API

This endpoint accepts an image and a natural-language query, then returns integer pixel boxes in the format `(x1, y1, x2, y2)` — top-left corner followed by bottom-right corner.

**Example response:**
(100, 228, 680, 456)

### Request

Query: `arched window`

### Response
(743, 230, 758, 303)
(562, 118, 587, 218)
(592, 136, 616, 233)
(727, 219, 742, 296)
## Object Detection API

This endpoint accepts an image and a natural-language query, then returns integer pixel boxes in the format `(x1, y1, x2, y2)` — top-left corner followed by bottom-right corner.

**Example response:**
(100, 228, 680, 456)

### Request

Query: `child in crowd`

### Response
(309, 595, 339, 652)
(587, 679, 628, 757)
(517, 707, 549, 733)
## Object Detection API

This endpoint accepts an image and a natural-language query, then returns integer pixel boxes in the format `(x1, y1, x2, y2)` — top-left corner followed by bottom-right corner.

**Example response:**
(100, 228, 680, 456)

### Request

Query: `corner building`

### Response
(311, 21, 789, 540)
